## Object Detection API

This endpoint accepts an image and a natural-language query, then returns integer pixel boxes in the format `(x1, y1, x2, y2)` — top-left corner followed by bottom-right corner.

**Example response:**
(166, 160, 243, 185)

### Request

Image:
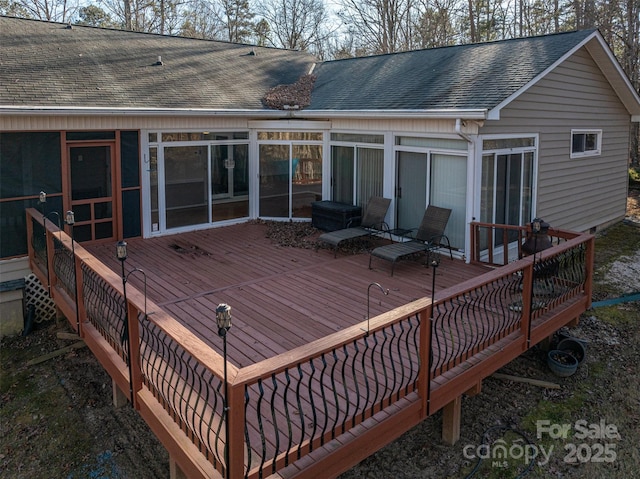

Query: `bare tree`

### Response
(415, 0, 460, 48)
(336, 0, 416, 54)
(221, 0, 255, 42)
(180, 0, 226, 38)
(259, 0, 330, 51)
(5, 0, 79, 22)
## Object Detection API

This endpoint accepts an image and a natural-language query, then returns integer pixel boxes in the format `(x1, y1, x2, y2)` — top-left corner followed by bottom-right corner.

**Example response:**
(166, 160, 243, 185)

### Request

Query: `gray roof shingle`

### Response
(310, 29, 596, 111)
(0, 17, 598, 113)
(0, 16, 316, 110)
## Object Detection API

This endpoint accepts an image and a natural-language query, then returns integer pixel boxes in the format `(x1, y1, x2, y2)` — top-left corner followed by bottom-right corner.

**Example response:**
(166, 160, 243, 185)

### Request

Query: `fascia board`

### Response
(0, 106, 489, 121)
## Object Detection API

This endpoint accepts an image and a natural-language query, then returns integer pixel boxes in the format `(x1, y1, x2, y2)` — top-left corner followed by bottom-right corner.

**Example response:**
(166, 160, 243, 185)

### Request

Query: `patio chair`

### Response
(368, 205, 453, 276)
(318, 197, 391, 257)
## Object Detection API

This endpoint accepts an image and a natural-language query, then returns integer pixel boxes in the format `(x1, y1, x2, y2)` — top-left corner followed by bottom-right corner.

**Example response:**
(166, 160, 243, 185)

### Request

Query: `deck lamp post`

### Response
(38, 191, 62, 291)
(365, 282, 388, 336)
(430, 250, 441, 303)
(216, 303, 232, 478)
(116, 241, 134, 405)
(65, 210, 80, 333)
(115, 240, 148, 406)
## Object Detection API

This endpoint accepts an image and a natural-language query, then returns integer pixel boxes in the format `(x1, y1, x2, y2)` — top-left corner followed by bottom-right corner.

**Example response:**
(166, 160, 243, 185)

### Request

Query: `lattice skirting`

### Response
(24, 274, 56, 323)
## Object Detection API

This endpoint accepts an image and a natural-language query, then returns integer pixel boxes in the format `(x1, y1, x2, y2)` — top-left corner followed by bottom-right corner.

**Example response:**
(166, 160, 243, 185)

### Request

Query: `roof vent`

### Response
(65, 23, 73, 30)
(154, 55, 163, 66)
(248, 49, 256, 56)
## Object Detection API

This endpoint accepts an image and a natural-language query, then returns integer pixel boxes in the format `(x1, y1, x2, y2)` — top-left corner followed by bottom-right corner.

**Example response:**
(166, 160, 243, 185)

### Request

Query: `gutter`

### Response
(0, 106, 489, 121)
(0, 106, 288, 117)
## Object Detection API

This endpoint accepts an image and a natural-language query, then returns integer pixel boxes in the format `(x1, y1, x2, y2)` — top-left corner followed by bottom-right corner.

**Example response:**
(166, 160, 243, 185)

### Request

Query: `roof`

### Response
(0, 16, 316, 110)
(1, 16, 638, 120)
(310, 30, 607, 112)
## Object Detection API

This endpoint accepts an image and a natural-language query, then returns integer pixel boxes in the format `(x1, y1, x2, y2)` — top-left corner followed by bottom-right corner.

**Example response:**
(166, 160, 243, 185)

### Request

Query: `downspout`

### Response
(455, 118, 473, 143)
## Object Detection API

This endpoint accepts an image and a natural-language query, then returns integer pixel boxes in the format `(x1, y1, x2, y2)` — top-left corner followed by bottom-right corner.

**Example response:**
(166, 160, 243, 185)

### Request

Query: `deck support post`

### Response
(442, 395, 462, 445)
(169, 456, 188, 479)
(567, 316, 580, 327)
(464, 381, 482, 397)
(112, 380, 128, 408)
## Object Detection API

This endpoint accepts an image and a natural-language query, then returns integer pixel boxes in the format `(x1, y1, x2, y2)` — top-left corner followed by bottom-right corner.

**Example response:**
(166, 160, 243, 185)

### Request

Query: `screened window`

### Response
(162, 131, 248, 142)
(397, 136, 468, 150)
(258, 131, 322, 141)
(571, 130, 601, 158)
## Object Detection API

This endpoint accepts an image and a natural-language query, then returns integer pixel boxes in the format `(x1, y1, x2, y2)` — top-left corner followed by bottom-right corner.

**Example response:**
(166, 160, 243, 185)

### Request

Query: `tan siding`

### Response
(0, 115, 252, 131)
(479, 47, 630, 232)
(329, 118, 461, 134)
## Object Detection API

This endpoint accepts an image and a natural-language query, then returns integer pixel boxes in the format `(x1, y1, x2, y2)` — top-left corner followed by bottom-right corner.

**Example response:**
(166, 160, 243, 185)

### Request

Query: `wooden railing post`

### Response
(45, 225, 56, 294)
(226, 379, 245, 479)
(418, 307, 431, 418)
(584, 236, 595, 309)
(26, 211, 35, 269)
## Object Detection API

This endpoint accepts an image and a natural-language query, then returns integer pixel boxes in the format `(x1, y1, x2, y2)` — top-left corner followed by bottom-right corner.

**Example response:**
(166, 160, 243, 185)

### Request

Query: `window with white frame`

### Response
(571, 129, 601, 158)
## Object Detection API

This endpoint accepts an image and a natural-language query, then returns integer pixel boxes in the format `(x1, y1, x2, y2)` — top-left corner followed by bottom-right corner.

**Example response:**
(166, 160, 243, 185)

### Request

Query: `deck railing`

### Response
(26, 208, 594, 479)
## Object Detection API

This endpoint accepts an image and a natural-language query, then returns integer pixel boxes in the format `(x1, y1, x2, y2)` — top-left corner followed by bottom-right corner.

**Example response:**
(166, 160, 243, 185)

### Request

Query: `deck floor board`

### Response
(87, 222, 489, 368)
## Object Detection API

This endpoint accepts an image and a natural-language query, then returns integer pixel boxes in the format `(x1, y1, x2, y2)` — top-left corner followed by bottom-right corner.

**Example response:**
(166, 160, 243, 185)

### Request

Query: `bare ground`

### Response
(1, 193, 638, 479)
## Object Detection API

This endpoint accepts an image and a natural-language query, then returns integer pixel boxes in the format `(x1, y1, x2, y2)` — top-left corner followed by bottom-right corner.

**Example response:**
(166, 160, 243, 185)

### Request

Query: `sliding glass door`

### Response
(164, 145, 208, 229)
(147, 131, 251, 234)
(257, 131, 323, 219)
(395, 150, 467, 248)
(330, 145, 384, 208)
(481, 149, 535, 248)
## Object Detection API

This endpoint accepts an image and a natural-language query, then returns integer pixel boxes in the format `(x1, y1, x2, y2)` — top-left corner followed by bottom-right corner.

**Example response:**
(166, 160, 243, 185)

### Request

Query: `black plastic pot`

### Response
(547, 349, 578, 377)
(557, 338, 586, 365)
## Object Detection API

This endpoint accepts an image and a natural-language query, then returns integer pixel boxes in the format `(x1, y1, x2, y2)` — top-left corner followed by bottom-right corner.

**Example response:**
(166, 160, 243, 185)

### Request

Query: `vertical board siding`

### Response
(0, 115, 251, 131)
(479, 47, 630, 232)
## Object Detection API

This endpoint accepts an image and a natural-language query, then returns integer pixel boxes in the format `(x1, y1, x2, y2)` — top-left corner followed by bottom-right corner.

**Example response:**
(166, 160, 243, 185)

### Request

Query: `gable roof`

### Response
(1, 16, 638, 121)
(308, 29, 640, 120)
(0, 16, 315, 111)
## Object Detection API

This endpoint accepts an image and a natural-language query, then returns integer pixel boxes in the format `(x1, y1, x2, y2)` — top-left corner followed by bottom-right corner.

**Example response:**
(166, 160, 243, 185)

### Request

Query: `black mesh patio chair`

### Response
(368, 205, 453, 275)
(318, 197, 391, 257)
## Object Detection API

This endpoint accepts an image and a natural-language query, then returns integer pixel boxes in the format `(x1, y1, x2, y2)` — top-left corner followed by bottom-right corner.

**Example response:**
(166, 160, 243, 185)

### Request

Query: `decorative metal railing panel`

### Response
(431, 273, 523, 376)
(53, 236, 76, 300)
(26, 208, 593, 479)
(82, 263, 128, 363)
(243, 314, 421, 477)
(529, 243, 587, 321)
(140, 319, 226, 470)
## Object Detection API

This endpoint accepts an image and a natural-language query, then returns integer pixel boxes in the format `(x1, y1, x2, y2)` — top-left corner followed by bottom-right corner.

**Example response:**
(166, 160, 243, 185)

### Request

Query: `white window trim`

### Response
(570, 129, 602, 158)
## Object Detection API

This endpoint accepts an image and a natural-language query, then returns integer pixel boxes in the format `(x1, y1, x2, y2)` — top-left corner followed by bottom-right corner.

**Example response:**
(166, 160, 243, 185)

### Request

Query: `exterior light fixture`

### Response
(216, 303, 232, 337)
(522, 218, 552, 255)
(65, 210, 75, 226)
(116, 240, 128, 262)
(39, 191, 46, 204)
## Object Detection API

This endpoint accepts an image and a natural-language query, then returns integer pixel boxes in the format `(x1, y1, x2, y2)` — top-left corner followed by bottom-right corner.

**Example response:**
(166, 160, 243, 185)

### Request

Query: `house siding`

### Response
(0, 115, 253, 132)
(478, 47, 630, 232)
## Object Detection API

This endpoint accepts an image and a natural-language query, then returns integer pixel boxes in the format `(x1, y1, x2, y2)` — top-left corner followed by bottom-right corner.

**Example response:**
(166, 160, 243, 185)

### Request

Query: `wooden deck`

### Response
(86, 223, 491, 368)
(27, 209, 594, 479)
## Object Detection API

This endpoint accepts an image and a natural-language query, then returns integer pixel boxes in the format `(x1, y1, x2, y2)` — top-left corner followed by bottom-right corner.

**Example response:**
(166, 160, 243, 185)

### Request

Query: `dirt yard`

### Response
(1, 194, 638, 479)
